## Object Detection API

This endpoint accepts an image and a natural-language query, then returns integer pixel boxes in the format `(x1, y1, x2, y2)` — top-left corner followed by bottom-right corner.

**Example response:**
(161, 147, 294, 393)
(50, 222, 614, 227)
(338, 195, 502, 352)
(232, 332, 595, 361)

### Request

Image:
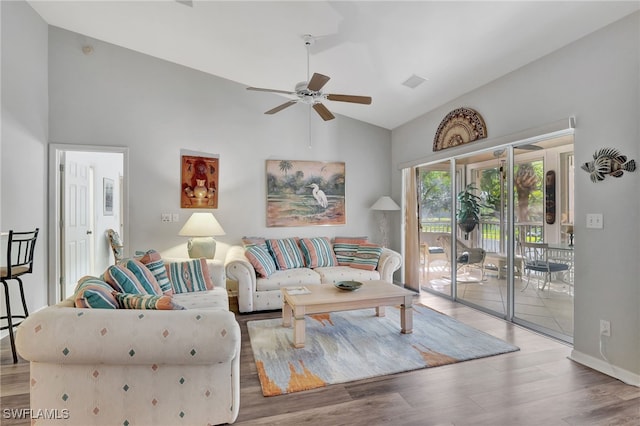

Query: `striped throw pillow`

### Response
(113, 292, 185, 310)
(137, 249, 173, 295)
(242, 236, 268, 250)
(123, 258, 163, 295)
(165, 259, 214, 294)
(333, 237, 368, 266)
(245, 244, 277, 277)
(350, 243, 383, 271)
(266, 238, 305, 270)
(74, 276, 119, 309)
(102, 264, 148, 294)
(300, 237, 338, 268)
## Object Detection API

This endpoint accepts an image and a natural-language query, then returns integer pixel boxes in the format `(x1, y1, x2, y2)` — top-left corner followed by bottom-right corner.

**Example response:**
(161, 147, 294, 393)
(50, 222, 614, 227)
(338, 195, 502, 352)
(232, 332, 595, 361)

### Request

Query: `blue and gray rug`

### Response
(247, 304, 519, 396)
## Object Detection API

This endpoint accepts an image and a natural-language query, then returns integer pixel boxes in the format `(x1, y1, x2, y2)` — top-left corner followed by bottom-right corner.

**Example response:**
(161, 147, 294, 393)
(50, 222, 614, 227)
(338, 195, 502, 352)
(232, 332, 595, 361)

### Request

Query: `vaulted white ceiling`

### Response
(28, 1, 639, 130)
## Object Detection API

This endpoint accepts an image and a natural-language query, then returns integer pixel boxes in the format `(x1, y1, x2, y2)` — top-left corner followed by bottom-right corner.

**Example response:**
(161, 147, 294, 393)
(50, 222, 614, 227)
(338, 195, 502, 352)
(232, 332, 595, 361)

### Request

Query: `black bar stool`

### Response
(1, 228, 39, 363)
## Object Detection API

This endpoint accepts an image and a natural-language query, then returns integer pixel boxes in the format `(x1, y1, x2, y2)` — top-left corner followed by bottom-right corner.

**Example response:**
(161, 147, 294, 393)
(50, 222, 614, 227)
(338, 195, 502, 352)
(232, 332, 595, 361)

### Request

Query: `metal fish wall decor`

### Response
(581, 147, 636, 183)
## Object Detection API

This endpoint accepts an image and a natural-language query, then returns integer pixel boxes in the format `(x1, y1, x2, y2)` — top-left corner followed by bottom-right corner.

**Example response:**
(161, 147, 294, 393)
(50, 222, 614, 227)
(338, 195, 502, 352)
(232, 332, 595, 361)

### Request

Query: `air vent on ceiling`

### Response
(402, 74, 427, 89)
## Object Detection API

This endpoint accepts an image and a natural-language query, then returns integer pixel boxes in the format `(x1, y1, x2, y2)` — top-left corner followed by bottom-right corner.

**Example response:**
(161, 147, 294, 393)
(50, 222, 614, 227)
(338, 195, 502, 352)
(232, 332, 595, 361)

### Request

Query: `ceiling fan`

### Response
(246, 35, 372, 121)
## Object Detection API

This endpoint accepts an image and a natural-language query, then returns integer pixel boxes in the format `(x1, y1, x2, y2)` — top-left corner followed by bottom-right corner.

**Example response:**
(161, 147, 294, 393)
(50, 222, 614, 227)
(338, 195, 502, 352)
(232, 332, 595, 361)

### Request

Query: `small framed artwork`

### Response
(545, 170, 556, 224)
(266, 160, 346, 227)
(181, 151, 219, 208)
(103, 178, 114, 216)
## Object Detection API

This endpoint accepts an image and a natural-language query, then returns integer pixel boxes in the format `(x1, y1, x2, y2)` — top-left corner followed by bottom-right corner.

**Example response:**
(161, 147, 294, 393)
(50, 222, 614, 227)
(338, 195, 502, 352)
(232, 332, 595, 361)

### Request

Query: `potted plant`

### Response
(456, 184, 483, 240)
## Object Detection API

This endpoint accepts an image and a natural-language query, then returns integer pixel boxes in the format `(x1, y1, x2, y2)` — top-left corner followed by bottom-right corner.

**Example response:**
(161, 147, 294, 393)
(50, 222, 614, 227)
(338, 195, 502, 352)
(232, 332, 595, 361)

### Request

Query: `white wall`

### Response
(392, 13, 640, 382)
(0, 0, 48, 337)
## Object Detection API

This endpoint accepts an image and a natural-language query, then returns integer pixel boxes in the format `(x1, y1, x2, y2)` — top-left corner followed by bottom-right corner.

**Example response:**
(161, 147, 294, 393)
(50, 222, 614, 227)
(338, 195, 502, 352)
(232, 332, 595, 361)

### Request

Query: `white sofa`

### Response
(225, 245, 402, 313)
(16, 259, 241, 426)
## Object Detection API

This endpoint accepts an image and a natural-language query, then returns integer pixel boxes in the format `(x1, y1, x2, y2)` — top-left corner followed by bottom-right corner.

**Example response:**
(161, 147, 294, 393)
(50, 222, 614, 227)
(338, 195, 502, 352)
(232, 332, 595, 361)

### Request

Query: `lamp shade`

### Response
(370, 196, 400, 211)
(178, 212, 226, 237)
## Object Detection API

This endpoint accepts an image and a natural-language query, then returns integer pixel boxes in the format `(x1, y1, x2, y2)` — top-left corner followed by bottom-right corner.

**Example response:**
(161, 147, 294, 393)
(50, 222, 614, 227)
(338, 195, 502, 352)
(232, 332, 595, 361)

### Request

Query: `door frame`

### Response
(48, 144, 129, 305)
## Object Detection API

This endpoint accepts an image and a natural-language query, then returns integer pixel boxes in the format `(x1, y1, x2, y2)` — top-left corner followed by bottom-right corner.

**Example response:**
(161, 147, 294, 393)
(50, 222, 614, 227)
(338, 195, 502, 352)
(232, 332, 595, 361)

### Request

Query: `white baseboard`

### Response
(569, 349, 640, 387)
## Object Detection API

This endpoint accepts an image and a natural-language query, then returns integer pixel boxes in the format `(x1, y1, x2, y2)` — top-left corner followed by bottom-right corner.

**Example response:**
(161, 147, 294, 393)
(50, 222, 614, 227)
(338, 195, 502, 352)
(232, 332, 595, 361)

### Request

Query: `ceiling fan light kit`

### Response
(247, 34, 372, 121)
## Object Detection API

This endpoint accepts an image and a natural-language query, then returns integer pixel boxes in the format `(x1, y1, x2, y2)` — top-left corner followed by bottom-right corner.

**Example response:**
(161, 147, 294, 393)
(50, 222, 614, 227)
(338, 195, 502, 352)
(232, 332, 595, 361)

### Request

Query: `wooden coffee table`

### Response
(281, 280, 414, 348)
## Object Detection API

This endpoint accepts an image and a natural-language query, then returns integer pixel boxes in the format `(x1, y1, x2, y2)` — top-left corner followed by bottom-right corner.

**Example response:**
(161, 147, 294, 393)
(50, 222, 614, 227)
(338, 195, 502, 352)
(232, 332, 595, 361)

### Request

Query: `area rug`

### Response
(247, 304, 519, 396)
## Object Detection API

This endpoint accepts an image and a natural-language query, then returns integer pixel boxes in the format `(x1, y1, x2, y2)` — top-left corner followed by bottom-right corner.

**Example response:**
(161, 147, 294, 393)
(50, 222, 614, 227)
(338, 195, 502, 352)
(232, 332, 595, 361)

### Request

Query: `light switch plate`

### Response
(161, 213, 171, 223)
(172, 213, 180, 222)
(586, 213, 603, 229)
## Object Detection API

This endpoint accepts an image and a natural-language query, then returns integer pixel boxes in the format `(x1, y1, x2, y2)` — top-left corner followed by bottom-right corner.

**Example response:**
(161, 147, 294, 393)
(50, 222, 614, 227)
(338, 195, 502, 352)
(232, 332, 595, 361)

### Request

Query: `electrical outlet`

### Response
(161, 213, 171, 223)
(600, 319, 611, 336)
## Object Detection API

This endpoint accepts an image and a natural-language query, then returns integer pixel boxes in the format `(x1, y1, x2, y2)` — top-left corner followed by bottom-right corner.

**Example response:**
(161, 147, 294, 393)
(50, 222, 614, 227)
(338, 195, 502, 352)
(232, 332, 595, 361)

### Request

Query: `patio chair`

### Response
(437, 235, 486, 281)
(420, 232, 448, 279)
(519, 241, 570, 291)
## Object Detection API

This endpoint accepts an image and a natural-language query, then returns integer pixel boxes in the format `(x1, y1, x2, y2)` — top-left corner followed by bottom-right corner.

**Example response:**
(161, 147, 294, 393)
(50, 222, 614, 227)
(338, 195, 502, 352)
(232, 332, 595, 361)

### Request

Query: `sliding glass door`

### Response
(415, 136, 575, 343)
(512, 142, 575, 342)
(417, 160, 453, 297)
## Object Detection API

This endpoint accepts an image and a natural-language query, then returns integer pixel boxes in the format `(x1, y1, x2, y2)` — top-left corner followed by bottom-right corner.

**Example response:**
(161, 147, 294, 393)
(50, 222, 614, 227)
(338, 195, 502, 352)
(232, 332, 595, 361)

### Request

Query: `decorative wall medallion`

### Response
(580, 147, 637, 183)
(433, 107, 487, 152)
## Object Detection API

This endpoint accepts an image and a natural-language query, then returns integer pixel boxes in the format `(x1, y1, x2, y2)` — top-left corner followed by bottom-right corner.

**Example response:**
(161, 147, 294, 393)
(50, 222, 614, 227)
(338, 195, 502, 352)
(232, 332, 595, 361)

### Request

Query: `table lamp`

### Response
(178, 212, 225, 259)
(370, 196, 400, 247)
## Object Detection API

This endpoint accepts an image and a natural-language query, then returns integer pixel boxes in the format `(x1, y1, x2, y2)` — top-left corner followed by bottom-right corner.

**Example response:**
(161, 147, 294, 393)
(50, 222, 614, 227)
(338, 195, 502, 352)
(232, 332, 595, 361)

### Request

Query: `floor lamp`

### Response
(370, 196, 400, 247)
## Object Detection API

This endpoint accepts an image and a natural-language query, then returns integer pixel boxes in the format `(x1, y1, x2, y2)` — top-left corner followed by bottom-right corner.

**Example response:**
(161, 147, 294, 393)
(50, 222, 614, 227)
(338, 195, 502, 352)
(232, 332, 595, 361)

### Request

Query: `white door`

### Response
(63, 153, 92, 298)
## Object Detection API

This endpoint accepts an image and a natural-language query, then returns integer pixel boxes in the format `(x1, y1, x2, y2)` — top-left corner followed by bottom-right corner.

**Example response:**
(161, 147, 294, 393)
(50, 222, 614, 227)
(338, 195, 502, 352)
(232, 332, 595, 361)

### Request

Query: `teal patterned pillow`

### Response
(300, 237, 338, 268)
(333, 237, 368, 266)
(350, 243, 383, 271)
(102, 264, 147, 294)
(137, 249, 173, 295)
(245, 244, 277, 277)
(123, 259, 163, 295)
(165, 259, 214, 294)
(113, 292, 185, 310)
(74, 276, 118, 309)
(266, 238, 305, 270)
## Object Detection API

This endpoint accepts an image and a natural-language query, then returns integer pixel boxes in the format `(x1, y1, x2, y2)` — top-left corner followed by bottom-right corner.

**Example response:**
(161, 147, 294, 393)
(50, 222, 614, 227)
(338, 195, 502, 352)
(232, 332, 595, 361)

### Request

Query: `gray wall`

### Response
(392, 12, 640, 382)
(0, 0, 48, 336)
(47, 26, 392, 262)
(3, 0, 393, 311)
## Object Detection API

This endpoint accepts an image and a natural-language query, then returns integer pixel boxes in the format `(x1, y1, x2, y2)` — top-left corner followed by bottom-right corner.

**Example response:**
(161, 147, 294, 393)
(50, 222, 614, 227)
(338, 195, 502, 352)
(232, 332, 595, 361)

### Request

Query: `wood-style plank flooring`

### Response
(2, 293, 638, 425)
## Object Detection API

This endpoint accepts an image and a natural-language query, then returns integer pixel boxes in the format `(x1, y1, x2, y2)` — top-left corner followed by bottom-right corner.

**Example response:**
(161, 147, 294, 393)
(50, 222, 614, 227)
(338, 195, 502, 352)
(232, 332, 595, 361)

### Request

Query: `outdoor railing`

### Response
(421, 220, 544, 252)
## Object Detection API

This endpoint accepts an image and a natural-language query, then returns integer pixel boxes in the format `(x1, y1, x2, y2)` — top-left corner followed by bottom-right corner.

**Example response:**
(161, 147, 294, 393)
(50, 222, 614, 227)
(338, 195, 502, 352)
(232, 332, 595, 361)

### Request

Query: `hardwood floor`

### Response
(2, 293, 638, 425)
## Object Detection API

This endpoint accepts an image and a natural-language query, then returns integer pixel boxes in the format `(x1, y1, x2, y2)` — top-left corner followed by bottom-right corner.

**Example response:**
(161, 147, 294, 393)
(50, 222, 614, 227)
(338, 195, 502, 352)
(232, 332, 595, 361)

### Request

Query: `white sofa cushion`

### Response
(314, 266, 380, 284)
(171, 287, 229, 310)
(256, 268, 321, 291)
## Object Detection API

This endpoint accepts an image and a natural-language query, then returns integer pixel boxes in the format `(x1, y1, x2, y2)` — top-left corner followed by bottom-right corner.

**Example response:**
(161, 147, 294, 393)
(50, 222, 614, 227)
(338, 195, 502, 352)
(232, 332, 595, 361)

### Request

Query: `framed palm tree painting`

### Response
(266, 160, 345, 227)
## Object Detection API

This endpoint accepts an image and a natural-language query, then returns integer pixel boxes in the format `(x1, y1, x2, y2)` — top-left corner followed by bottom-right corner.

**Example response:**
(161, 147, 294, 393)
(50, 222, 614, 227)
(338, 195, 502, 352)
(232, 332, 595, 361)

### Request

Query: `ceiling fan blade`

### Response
(265, 100, 298, 115)
(313, 103, 335, 121)
(247, 87, 295, 95)
(326, 94, 372, 105)
(307, 73, 331, 92)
